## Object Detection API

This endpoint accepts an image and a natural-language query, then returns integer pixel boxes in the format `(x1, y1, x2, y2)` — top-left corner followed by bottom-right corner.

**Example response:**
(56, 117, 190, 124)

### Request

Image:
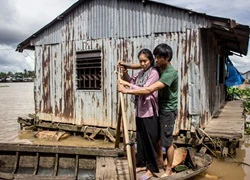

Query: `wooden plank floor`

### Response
(204, 100, 245, 140)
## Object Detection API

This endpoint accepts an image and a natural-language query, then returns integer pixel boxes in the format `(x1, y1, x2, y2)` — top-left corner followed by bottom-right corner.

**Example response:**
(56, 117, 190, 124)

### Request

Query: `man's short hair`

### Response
(153, 43, 173, 62)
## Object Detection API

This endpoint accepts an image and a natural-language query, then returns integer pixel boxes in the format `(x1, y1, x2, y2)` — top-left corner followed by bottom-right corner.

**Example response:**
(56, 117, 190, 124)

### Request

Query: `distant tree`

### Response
(24, 69, 27, 77)
(28, 71, 35, 77)
(0, 72, 7, 78)
(0, 71, 35, 79)
(14, 72, 23, 76)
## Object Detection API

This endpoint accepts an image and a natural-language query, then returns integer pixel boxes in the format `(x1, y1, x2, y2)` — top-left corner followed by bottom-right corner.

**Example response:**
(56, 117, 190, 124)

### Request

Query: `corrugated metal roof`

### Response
(16, 0, 249, 55)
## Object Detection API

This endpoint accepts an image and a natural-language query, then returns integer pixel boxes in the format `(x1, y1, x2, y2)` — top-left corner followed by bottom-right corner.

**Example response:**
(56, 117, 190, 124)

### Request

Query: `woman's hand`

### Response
(118, 79, 130, 87)
(118, 84, 127, 93)
(118, 61, 129, 73)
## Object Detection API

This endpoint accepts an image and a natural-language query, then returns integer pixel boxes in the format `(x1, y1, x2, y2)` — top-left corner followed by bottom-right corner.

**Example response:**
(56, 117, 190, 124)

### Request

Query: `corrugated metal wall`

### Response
(33, 0, 209, 44)
(33, 0, 224, 132)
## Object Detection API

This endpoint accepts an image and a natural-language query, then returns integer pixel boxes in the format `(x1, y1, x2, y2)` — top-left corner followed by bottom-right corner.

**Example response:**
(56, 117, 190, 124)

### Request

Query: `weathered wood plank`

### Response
(116, 159, 130, 180)
(205, 131, 242, 136)
(0, 172, 14, 180)
(0, 143, 123, 157)
(14, 175, 75, 180)
(208, 134, 242, 139)
(102, 129, 116, 143)
(205, 127, 243, 131)
(89, 128, 101, 140)
(96, 157, 117, 180)
(204, 100, 244, 141)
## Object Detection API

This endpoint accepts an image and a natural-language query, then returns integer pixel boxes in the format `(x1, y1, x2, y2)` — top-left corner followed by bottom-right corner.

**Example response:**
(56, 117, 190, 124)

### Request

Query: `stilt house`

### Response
(17, 0, 250, 137)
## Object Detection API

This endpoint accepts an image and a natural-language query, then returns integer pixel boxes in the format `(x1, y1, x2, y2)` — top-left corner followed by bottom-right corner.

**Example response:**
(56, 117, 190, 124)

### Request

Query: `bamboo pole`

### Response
(119, 91, 135, 180)
(115, 99, 122, 148)
(116, 70, 135, 180)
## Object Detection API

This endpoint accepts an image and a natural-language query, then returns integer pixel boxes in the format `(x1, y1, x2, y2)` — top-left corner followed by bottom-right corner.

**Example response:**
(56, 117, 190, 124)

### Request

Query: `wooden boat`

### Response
(0, 143, 212, 180)
(136, 147, 213, 180)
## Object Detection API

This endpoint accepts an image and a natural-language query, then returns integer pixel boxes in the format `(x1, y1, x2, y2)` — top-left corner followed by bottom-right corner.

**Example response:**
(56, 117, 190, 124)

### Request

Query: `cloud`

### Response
(0, 1, 25, 45)
(155, 0, 250, 25)
(0, 0, 77, 72)
(231, 55, 250, 73)
(0, 44, 34, 73)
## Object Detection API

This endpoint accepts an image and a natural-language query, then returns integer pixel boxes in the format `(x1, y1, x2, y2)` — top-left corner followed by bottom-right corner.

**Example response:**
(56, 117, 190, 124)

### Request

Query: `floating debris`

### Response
(34, 131, 70, 141)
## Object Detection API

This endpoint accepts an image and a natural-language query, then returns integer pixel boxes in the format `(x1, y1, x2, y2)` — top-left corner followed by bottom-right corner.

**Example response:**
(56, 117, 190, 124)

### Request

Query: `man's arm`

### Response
(118, 81, 165, 95)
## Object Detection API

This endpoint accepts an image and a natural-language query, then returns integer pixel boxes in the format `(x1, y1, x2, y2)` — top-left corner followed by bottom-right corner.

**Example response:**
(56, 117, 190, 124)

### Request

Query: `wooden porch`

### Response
(204, 100, 245, 141)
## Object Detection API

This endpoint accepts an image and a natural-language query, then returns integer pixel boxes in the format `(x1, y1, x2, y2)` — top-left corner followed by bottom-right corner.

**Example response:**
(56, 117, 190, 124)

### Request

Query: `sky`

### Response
(0, 0, 249, 73)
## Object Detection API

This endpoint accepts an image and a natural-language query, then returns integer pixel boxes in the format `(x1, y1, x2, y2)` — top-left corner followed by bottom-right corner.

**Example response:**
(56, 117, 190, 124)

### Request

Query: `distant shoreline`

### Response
(0, 85, 9, 87)
(0, 81, 34, 83)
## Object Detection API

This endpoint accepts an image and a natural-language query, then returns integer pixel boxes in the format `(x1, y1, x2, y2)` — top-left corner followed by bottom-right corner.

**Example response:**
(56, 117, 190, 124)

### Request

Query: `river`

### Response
(0, 82, 249, 179)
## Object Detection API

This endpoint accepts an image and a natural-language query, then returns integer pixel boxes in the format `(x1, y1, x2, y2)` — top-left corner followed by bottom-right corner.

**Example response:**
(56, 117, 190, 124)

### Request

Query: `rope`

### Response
(124, 141, 135, 147)
(228, 153, 250, 167)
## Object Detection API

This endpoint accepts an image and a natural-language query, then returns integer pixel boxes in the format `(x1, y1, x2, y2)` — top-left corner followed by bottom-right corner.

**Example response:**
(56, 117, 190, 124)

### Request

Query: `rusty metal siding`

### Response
(34, 46, 42, 114)
(35, 42, 75, 123)
(33, 31, 225, 132)
(73, 38, 154, 129)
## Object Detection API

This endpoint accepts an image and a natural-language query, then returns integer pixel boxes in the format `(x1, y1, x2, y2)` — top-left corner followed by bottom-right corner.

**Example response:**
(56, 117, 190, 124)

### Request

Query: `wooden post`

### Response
(119, 92, 135, 180)
(115, 70, 135, 180)
(131, 142, 136, 178)
(115, 99, 122, 148)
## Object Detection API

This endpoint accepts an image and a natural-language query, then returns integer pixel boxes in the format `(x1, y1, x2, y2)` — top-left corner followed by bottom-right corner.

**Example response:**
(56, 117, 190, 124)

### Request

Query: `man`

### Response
(118, 43, 178, 177)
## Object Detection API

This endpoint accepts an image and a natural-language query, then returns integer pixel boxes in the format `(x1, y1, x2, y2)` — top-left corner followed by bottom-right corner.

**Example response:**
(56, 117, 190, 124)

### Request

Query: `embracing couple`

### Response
(118, 43, 178, 179)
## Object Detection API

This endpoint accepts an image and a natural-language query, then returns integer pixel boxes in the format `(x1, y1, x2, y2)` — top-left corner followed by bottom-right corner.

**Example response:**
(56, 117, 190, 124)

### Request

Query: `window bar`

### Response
(88, 69, 91, 88)
(94, 68, 97, 89)
(83, 70, 85, 89)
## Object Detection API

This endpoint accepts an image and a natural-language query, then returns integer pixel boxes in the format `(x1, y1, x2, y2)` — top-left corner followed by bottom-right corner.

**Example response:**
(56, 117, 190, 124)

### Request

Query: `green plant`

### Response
(227, 87, 250, 100)
(244, 101, 250, 115)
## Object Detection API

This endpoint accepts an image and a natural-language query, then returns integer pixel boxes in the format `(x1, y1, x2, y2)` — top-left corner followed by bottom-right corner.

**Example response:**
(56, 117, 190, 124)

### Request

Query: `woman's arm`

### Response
(119, 62, 141, 70)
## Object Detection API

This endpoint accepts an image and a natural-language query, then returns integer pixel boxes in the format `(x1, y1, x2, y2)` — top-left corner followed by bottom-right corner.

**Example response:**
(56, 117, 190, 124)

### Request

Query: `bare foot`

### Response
(165, 166, 172, 176)
(145, 170, 153, 177)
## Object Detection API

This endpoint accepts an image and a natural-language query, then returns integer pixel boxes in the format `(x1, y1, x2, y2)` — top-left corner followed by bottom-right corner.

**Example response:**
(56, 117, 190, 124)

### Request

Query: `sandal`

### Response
(136, 167, 147, 173)
(138, 170, 157, 180)
(160, 167, 172, 178)
(138, 174, 152, 180)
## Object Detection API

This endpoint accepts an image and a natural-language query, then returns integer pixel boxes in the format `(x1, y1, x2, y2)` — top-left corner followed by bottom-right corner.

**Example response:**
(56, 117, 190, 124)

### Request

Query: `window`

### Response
(76, 50, 102, 90)
(216, 55, 225, 85)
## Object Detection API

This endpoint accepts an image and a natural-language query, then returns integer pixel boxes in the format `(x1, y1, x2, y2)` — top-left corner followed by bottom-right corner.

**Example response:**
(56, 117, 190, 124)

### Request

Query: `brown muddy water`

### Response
(0, 82, 250, 180)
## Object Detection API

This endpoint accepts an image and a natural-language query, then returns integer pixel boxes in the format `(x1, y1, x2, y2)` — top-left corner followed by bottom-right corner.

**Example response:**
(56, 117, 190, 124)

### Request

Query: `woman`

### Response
(119, 49, 159, 179)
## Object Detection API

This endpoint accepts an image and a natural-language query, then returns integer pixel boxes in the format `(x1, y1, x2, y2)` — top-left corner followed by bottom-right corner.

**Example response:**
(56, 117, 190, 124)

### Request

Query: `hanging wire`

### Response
(23, 51, 35, 60)
(0, 48, 35, 60)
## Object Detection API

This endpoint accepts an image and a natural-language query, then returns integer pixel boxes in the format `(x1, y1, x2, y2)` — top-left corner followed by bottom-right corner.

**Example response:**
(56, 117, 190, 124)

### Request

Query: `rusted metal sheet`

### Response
(33, 30, 201, 133)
